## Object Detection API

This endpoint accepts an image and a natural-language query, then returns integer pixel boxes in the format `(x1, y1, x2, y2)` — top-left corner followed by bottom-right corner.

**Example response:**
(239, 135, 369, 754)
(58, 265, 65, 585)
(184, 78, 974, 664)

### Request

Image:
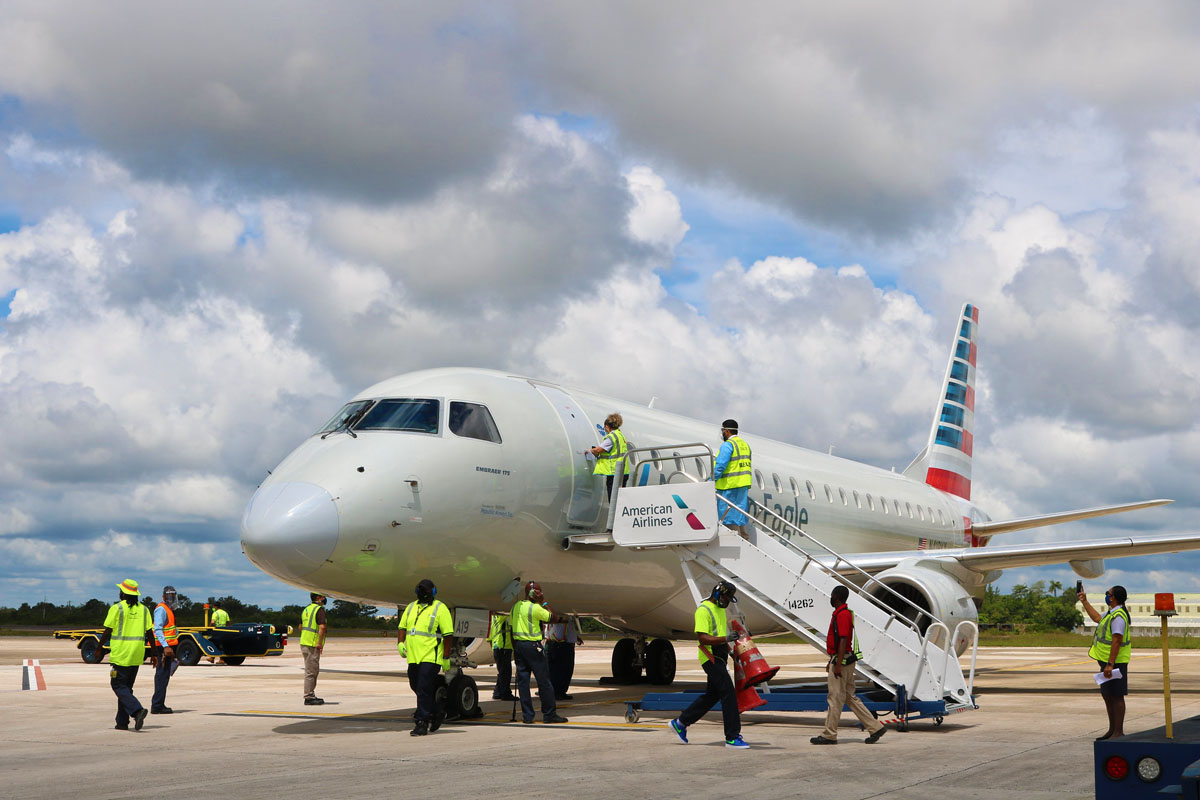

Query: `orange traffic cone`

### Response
(733, 652, 767, 713)
(730, 621, 780, 688)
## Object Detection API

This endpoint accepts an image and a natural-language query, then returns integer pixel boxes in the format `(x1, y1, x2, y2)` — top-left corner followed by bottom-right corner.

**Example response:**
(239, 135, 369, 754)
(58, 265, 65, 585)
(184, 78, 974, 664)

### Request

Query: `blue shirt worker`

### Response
(588, 412, 630, 499)
(713, 418, 753, 539)
(398, 579, 455, 736)
(668, 581, 748, 749)
(98, 579, 153, 731)
(150, 585, 180, 714)
(489, 611, 517, 701)
(545, 617, 581, 700)
(1082, 584, 1132, 740)
(510, 581, 569, 724)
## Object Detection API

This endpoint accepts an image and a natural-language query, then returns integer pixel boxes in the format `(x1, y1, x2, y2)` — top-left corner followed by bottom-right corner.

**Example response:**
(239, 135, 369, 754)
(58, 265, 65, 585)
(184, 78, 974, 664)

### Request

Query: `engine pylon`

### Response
(730, 620, 779, 688)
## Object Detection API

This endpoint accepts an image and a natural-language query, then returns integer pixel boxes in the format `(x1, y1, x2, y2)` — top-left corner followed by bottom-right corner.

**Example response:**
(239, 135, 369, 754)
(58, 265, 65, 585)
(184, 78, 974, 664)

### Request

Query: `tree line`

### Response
(0, 593, 394, 631)
(979, 580, 1083, 632)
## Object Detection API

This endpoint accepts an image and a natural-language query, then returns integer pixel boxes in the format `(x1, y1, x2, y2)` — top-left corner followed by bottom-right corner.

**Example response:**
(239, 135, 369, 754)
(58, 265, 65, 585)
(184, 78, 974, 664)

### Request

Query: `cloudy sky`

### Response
(1, 2, 1197, 612)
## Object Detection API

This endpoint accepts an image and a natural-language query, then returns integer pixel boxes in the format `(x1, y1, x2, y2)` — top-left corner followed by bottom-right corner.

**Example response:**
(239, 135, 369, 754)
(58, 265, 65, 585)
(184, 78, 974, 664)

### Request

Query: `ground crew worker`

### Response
(299, 593, 327, 705)
(397, 579, 455, 736)
(97, 578, 153, 731)
(545, 616, 580, 700)
(1081, 584, 1131, 740)
(490, 610, 517, 701)
(811, 585, 887, 745)
(510, 581, 569, 724)
(713, 419, 753, 540)
(588, 412, 630, 498)
(668, 581, 748, 749)
(207, 601, 230, 663)
(150, 585, 179, 714)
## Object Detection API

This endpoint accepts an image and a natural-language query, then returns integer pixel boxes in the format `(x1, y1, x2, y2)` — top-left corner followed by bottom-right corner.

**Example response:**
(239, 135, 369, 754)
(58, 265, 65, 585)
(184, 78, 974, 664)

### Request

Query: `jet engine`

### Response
(866, 563, 978, 655)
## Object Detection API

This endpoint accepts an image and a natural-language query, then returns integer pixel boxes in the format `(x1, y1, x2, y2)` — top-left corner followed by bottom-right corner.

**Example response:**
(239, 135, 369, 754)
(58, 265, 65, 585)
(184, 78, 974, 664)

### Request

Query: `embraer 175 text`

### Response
(241, 303, 1198, 694)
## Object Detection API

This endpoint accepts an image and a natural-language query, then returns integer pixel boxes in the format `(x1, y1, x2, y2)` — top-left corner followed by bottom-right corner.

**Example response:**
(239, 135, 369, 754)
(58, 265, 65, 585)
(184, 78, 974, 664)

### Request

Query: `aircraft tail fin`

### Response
(903, 303, 978, 501)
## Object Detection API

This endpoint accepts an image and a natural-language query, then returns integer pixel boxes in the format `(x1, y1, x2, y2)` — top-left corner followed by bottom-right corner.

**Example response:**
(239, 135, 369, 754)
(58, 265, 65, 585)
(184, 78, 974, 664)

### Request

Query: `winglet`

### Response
(904, 303, 978, 501)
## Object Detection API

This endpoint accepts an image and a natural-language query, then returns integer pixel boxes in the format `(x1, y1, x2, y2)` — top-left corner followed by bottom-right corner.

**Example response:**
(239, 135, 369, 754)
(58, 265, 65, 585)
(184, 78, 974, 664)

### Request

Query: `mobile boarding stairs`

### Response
(588, 443, 979, 727)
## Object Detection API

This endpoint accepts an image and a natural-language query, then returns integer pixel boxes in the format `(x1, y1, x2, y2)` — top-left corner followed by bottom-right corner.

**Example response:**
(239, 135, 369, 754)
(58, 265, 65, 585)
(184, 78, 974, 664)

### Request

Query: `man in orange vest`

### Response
(151, 585, 180, 714)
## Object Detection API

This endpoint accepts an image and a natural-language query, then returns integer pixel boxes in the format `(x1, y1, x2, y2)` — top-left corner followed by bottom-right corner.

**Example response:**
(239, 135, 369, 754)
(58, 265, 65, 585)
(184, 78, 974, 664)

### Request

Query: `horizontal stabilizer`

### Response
(971, 499, 1172, 537)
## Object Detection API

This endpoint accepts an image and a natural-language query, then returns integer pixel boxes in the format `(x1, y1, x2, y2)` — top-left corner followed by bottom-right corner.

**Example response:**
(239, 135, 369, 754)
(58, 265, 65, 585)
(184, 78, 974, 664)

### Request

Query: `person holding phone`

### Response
(1079, 584, 1131, 740)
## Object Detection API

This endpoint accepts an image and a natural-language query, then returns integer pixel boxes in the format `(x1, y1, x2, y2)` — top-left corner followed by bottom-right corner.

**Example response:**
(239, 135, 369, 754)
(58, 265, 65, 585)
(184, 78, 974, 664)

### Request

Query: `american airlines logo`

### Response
(671, 494, 707, 531)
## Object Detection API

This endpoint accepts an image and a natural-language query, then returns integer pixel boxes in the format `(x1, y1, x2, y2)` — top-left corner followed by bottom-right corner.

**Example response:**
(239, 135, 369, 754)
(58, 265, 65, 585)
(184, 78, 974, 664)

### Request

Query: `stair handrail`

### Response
(951, 619, 980, 701)
(913, 620, 951, 699)
(606, 443, 715, 530)
(735, 493, 943, 636)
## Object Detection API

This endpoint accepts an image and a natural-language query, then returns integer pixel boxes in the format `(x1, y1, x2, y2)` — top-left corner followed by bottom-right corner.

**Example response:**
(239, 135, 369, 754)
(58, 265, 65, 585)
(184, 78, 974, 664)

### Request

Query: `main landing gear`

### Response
(610, 636, 676, 685)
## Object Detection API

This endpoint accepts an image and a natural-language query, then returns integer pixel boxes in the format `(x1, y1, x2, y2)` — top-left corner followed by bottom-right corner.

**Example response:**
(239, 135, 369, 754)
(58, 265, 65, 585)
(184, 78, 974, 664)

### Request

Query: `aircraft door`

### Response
(533, 385, 602, 528)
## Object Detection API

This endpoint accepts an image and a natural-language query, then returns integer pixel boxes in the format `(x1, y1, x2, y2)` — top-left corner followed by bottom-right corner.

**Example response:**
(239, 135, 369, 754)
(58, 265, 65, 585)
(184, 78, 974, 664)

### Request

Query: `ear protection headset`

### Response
(710, 581, 736, 606)
(414, 581, 436, 601)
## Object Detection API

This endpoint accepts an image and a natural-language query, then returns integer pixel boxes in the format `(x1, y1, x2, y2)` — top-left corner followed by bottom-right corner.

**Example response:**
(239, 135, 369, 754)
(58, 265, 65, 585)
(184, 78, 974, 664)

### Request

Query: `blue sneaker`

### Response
(669, 718, 688, 744)
(725, 735, 749, 749)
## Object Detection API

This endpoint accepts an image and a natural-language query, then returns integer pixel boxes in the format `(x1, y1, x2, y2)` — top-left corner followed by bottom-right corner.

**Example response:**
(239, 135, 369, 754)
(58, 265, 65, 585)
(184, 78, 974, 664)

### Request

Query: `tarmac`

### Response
(4, 636, 1200, 799)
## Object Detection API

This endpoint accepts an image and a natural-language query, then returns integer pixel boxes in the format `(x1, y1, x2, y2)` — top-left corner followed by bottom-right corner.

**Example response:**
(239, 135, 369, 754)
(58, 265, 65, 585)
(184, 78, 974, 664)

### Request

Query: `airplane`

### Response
(240, 302, 1200, 695)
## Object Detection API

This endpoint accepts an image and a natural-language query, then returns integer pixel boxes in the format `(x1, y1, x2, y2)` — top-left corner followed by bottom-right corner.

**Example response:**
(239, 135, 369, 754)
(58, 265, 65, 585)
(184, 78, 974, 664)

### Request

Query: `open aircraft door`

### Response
(532, 383, 603, 528)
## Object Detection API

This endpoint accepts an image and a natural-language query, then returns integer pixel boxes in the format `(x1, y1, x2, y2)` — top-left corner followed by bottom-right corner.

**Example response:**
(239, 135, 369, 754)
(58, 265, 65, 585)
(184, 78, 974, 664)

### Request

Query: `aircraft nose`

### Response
(241, 482, 340, 581)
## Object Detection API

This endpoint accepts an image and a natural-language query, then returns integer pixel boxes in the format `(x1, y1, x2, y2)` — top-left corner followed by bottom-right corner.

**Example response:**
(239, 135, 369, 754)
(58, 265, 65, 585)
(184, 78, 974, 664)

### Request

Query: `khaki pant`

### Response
(301, 645, 321, 698)
(822, 660, 883, 740)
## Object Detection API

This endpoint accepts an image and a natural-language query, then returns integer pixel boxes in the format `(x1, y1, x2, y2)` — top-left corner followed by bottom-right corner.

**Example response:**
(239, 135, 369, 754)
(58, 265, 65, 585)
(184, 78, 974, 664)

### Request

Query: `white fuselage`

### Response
(241, 368, 985, 637)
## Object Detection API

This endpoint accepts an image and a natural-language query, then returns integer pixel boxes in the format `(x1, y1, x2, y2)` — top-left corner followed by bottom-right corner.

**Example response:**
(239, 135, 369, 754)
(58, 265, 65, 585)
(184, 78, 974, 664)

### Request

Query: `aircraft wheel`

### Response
(221, 656, 246, 666)
(446, 673, 481, 719)
(645, 638, 676, 685)
(611, 638, 642, 683)
(175, 638, 202, 666)
(80, 637, 103, 664)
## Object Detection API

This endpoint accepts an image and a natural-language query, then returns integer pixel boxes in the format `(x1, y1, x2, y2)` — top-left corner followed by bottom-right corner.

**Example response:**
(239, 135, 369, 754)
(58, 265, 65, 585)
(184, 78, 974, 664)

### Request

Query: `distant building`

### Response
(1075, 592, 1200, 638)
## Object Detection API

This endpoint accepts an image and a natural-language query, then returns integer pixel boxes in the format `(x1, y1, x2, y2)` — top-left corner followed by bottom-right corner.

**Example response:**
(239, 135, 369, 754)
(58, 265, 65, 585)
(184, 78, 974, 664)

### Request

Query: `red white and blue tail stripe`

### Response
(924, 303, 977, 501)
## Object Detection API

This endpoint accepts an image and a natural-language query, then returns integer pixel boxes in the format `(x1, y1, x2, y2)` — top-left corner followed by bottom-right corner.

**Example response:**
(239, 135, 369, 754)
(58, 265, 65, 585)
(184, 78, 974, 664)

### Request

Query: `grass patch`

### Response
(979, 632, 1200, 649)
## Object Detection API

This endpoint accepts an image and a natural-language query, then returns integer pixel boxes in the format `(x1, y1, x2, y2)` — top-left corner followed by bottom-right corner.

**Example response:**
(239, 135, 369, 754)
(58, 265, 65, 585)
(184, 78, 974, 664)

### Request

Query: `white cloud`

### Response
(625, 166, 689, 253)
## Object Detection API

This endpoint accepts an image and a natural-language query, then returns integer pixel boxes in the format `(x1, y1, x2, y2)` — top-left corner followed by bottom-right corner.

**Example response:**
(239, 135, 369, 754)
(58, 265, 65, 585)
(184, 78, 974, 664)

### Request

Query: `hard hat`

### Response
(116, 579, 139, 594)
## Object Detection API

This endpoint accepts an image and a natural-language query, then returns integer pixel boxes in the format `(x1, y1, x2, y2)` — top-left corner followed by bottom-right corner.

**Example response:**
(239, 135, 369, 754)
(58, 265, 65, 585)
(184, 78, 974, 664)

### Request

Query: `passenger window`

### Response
(838, 487, 847, 506)
(696, 458, 709, 480)
(824, 484, 834, 503)
(852, 490, 861, 508)
(318, 399, 374, 434)
(790, 477, 802, 497)
(927, 506, 935, 524)
(865, 493, 874, 511)
(806, 480, 816, 500)
(448, 401, 502, 444)
(916, 505, 925, 521)
(894, 499, 902, 516)
(356, 399, 440, 434)
(754, 470, 765, 490)
(773, 473, 784, 493)
(880, 496, 888, 514)
(906, 502, 914, 518)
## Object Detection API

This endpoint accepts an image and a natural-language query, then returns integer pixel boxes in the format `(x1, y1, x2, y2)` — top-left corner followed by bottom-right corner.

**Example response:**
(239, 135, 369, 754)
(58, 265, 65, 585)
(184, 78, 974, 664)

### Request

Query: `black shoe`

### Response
(544, 714, 569, 724)
(493, 694, 518, 702)
(522, 718, 534, 724)
(865, 726, 887, 744)
(133, 708, 148, 731)
(557, 694, 573, 700)
(410, 722, 429, 737)
(114, 724, 128, 731)
(304, 696, 325, 706)
(810, 735, 837, 745)
(151, 707, 173, 714)
(430, 706, 445, 733)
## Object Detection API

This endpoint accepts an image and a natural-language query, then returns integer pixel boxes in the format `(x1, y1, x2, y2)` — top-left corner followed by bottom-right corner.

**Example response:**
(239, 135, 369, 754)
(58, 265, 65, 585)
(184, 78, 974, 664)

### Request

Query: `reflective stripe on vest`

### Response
(404, 601, 445, 639)
(156, 602, 179, 646)
(696, 600, 727, 664)
(300, 603, 322, 647)
(1089, 607, 1132, 663)
(714, 436, 752, 490)
(594, 428, 630, 476)
(108, 602, 148, 666)
(511, 601, 544, 641)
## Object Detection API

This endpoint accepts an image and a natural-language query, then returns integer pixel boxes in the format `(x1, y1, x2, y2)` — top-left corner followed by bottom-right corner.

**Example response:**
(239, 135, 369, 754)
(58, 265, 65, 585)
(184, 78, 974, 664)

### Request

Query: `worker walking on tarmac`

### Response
(300, 593, 328, 705)
(150, 585, 179, 714)
(510, 581, 569, 724)
(668, 581, 748, 749)
(98, 579, 153, 731)
(397, 579, 455, 736)
(588, 412, 630, 498)
(713, 419, 753, 540)
(207, 601, 230, 663)
(490, 610, 517, 701)
(811, 585, 887, 745)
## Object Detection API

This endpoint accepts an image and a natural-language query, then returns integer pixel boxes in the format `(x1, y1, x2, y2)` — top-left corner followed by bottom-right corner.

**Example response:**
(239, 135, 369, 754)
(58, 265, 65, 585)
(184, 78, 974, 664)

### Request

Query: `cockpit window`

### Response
(318, 400, 374, 434)
(448, 401, 502, 444)
(355, 399, 440, 434)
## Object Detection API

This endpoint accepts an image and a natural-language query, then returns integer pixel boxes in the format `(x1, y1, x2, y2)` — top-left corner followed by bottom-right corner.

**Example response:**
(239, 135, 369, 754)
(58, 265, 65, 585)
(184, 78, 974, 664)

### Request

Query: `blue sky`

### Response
(0, 3, 1198, 612)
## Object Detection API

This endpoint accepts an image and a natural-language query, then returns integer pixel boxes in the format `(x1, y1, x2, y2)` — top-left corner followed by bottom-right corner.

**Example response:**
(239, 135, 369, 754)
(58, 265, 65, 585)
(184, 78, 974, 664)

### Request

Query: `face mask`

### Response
(1105, 592, 1113, 605)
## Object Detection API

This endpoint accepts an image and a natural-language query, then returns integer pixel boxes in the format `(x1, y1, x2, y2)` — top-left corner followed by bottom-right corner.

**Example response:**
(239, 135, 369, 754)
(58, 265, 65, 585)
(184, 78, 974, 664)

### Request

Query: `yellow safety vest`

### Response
(211, 609, 230, 627)
(694, 600, 727, 665)
(104, 601, 151, 667)
(511, 600, 550, 641)
(489, 613, 512, 650)
(714, 436, 752, 490)
(399, 601, 450, 664)
(300, 603, 323, 647)
(594, 428, 630, 476)
(1089, 606, 1132, 663)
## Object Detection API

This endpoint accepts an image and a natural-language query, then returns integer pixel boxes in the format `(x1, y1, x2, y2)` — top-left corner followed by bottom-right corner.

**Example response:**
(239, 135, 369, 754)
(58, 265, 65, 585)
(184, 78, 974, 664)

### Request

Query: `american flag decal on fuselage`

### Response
(924, 303, 978, 504)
